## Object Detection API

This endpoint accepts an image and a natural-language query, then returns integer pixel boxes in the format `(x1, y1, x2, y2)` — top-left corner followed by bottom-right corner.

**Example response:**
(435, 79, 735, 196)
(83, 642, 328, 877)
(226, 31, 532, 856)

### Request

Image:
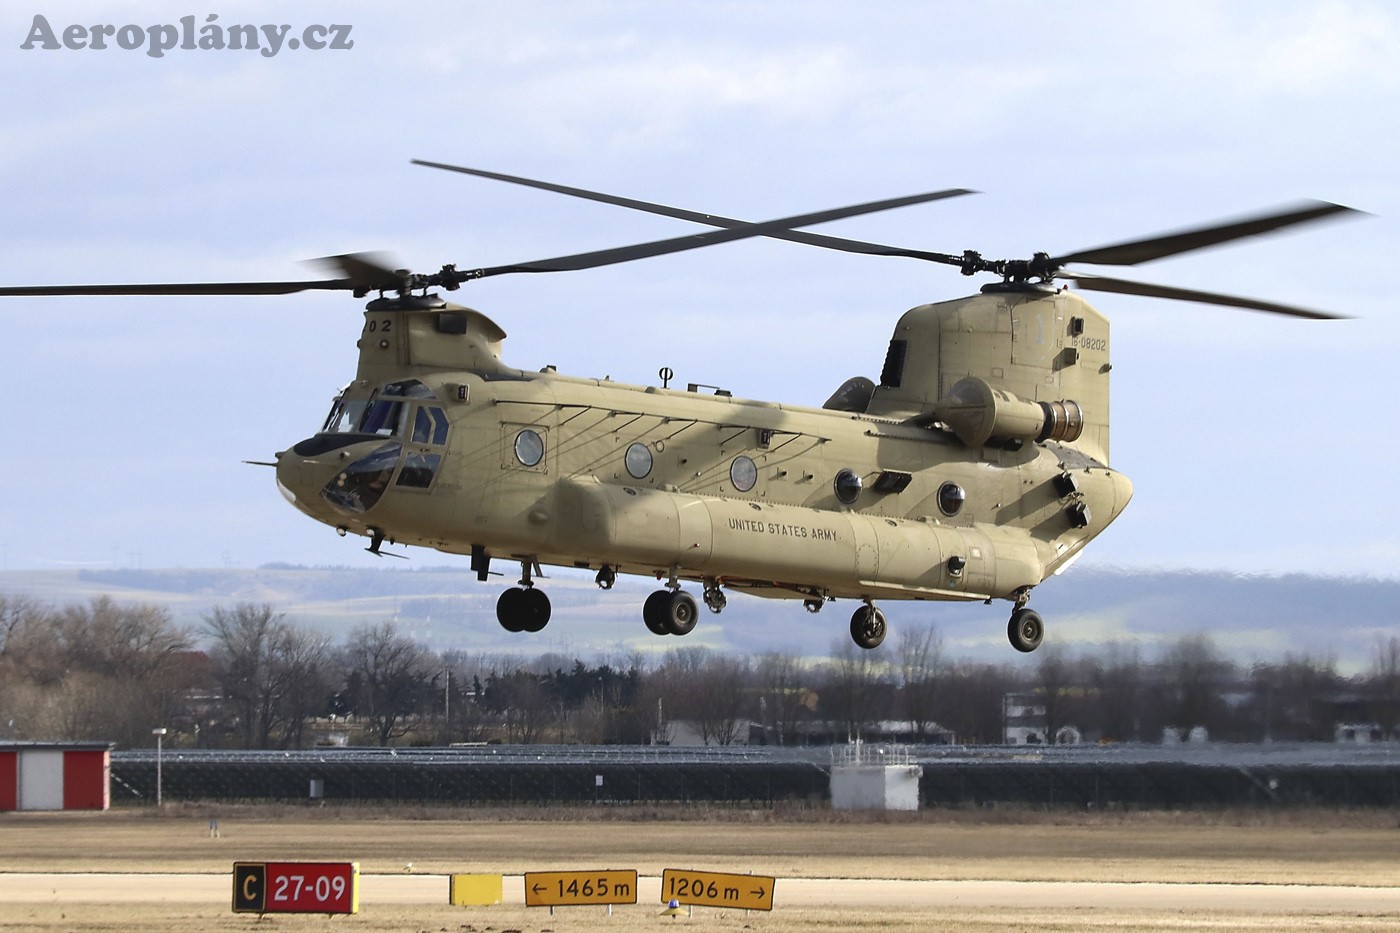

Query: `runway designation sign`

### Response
(523, 869, 638, 907)
(661, 868, 775, 911)
(232, 861, 359, 914)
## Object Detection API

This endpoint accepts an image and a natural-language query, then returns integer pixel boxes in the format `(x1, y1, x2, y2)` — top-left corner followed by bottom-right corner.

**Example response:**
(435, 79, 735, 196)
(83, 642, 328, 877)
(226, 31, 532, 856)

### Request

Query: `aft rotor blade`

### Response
(0, 279, 353, 297)
(1055, 200, 1359, 267)
(467, 188, 975, 278)
(1064, 272, 1347, 319)
(415, 160, 972, 266)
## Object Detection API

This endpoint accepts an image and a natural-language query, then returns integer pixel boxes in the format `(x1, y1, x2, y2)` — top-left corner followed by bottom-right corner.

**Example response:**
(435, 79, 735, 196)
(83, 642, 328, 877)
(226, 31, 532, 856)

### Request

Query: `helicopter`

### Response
(0, 163, 1357, 652)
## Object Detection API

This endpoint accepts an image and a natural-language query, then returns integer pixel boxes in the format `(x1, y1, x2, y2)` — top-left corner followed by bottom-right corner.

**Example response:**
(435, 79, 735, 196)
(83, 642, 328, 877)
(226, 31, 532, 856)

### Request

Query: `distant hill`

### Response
(1, 564, 1393, 671)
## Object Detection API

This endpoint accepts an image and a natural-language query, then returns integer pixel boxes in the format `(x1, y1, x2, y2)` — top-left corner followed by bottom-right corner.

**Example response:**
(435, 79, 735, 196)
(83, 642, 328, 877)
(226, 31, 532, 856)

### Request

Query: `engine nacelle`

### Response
(933, 376, 1083, 449)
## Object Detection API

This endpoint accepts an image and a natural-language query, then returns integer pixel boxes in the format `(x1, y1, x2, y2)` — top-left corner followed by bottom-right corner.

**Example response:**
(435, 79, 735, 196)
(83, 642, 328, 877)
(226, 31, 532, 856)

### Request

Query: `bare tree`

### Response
(487, 670, 554, 744)
(690, 654, 750, 746)
(437, 650, 498, 743)
(940, 661, 1017, 744)
(58, 597, 189, 680)
(1090, 642, 1143, 742)
(897, 624, 944, 739)
(1159, 634, 1234, 738)
(32, 597, 193, 746)
(1035, 644, 1080, 744)
(0, 593, 50, 667)
(204, 604, 327, 748)
(654, 648, 750, 746)
(823, 639, 885, 741)
(276, 627, 334, 749)
(343, 621, 432, 746)
(754, 651, 811, 746)
(1367, 636, 1400, 740)
(1248, 653, 1339, 742)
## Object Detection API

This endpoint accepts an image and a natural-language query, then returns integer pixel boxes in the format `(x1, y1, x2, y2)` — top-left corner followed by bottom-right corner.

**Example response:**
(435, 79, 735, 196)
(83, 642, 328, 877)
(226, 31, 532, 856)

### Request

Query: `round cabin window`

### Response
(938, 482, 966, 516)
(514, 429, 544, 467)
(625, 442, 653, 479)
(730, 456, 758, 492)
(834, 469, 863, 504)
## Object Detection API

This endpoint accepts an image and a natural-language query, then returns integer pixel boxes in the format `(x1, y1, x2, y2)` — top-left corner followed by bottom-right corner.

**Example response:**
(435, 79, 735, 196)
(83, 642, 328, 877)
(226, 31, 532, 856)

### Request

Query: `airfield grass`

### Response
(4, 803, 1398, 884)
(3, 805, 1399, 931)
(6, 903, 1399, 933)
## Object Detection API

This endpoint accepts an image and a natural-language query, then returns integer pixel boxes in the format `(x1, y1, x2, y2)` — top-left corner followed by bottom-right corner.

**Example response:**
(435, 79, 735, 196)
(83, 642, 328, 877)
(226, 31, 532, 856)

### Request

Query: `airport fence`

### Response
(918, 760, 1400, 809)
(110, 746, 830, 806)
(110, 744, 1400, 809)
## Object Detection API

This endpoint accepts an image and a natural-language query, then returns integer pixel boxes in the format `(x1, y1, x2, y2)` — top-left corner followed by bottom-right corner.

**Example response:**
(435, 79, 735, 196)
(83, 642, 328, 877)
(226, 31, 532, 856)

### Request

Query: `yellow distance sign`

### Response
(523, 870, 638, 908)
(661, 868, 775, 911)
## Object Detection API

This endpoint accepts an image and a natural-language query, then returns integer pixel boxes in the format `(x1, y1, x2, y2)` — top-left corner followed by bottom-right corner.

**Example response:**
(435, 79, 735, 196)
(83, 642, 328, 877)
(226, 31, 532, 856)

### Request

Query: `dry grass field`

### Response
(2, 805, 1399, 931)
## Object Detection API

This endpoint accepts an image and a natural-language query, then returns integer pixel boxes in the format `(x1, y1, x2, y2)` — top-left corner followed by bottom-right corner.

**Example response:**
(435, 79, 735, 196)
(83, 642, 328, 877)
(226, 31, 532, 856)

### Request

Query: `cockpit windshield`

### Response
(322, 380, 437, 436)
(322, 396, 369, 434)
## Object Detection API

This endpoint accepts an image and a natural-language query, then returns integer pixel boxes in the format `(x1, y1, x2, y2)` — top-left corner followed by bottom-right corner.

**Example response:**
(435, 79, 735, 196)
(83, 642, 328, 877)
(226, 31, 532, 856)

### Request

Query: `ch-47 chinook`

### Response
(0, 164, 1357, 653)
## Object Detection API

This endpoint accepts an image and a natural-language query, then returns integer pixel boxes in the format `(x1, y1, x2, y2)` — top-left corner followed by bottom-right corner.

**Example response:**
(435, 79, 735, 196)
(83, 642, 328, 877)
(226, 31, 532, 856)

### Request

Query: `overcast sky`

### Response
(2, 1, 1397, 582)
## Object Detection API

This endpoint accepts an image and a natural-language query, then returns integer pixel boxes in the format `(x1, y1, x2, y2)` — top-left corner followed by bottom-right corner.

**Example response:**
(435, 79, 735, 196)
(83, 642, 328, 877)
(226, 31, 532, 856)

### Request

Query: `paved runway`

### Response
(2, 872, 1398, 915)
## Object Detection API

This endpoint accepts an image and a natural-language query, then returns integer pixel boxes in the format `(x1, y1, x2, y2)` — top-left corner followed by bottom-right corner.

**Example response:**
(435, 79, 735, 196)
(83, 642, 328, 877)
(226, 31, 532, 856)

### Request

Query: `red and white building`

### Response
(0, 742, 113, 811)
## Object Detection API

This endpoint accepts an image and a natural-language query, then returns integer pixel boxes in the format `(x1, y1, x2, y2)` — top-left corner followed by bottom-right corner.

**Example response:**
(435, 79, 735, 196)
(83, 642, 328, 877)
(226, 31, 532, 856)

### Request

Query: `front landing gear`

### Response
(496, 586, 550, 633)
(1008, 607, 1044, 653)
(849, 602, 887, 650)
(496, 560, 551, 634)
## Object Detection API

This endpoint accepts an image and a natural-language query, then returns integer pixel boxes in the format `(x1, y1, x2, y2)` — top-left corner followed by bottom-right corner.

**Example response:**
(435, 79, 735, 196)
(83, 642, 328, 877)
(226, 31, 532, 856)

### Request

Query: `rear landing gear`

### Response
(1008, 607, 1044, 653)
(849, 602, 887, 650)
(643, 588, 698, 636)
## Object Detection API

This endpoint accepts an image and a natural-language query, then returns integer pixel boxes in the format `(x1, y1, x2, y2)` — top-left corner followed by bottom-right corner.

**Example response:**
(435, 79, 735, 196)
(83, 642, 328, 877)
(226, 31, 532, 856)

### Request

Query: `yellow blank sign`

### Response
(449, 874, 503, 906)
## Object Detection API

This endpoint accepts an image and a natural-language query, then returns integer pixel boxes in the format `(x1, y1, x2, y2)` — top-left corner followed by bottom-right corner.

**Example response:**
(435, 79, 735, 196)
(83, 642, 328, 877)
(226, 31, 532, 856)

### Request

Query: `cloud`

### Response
(1230, 2, 1399, 95)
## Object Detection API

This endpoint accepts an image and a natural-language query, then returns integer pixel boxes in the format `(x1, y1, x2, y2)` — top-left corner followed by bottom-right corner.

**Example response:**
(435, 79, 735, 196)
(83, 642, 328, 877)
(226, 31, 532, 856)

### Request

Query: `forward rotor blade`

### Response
(1063, 271, 1347, 319)
(415, 160, 972, 266)
(315, 252, 405, 293)
(1055, 200, 1359, 267)
(0, 279, 353, 297)
(467, 188, 975, 278)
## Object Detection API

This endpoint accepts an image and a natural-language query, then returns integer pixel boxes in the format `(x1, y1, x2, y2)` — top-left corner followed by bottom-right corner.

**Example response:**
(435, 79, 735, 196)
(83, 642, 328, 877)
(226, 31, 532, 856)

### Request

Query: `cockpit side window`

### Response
(411, 406, 450, 445)
(398, 404, 451, 489)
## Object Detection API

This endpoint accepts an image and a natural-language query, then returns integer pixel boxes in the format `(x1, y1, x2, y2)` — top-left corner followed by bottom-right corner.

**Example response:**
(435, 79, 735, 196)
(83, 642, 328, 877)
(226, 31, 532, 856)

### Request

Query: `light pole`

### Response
(152, 727, 167, 806)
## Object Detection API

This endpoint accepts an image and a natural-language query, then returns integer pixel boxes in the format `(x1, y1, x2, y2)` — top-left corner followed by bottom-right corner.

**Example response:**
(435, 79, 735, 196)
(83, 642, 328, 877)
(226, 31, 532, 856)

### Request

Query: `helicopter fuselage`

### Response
(274, 289, 1132, 648)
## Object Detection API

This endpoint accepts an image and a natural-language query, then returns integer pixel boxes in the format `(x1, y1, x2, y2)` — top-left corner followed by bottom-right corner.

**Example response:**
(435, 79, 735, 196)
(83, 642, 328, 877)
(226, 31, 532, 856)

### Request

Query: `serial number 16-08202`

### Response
(1072, 335, 1107, 352)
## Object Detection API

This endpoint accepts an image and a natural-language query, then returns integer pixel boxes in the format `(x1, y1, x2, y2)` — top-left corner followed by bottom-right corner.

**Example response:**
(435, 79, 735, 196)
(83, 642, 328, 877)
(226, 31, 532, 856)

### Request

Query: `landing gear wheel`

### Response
(665, 590, 699, 636)
(496, 587, 525, 633)
(1008, 608, 1044, 653)
(518, 587, 551, 633)
(498, 586, 550, 633)
(849, 604, 887, 649)
(643, 589, 672, 635)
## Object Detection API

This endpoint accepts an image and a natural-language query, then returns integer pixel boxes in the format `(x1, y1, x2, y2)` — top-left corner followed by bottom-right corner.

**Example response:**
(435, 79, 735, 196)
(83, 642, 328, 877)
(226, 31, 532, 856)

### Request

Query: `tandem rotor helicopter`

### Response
(0, 162, 1358, 652)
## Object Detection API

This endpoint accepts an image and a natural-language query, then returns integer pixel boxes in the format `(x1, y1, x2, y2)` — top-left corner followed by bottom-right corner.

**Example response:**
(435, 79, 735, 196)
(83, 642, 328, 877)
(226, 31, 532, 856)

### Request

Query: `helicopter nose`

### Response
(274, 444, 337, 514)
(276, 435, 403, 518)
